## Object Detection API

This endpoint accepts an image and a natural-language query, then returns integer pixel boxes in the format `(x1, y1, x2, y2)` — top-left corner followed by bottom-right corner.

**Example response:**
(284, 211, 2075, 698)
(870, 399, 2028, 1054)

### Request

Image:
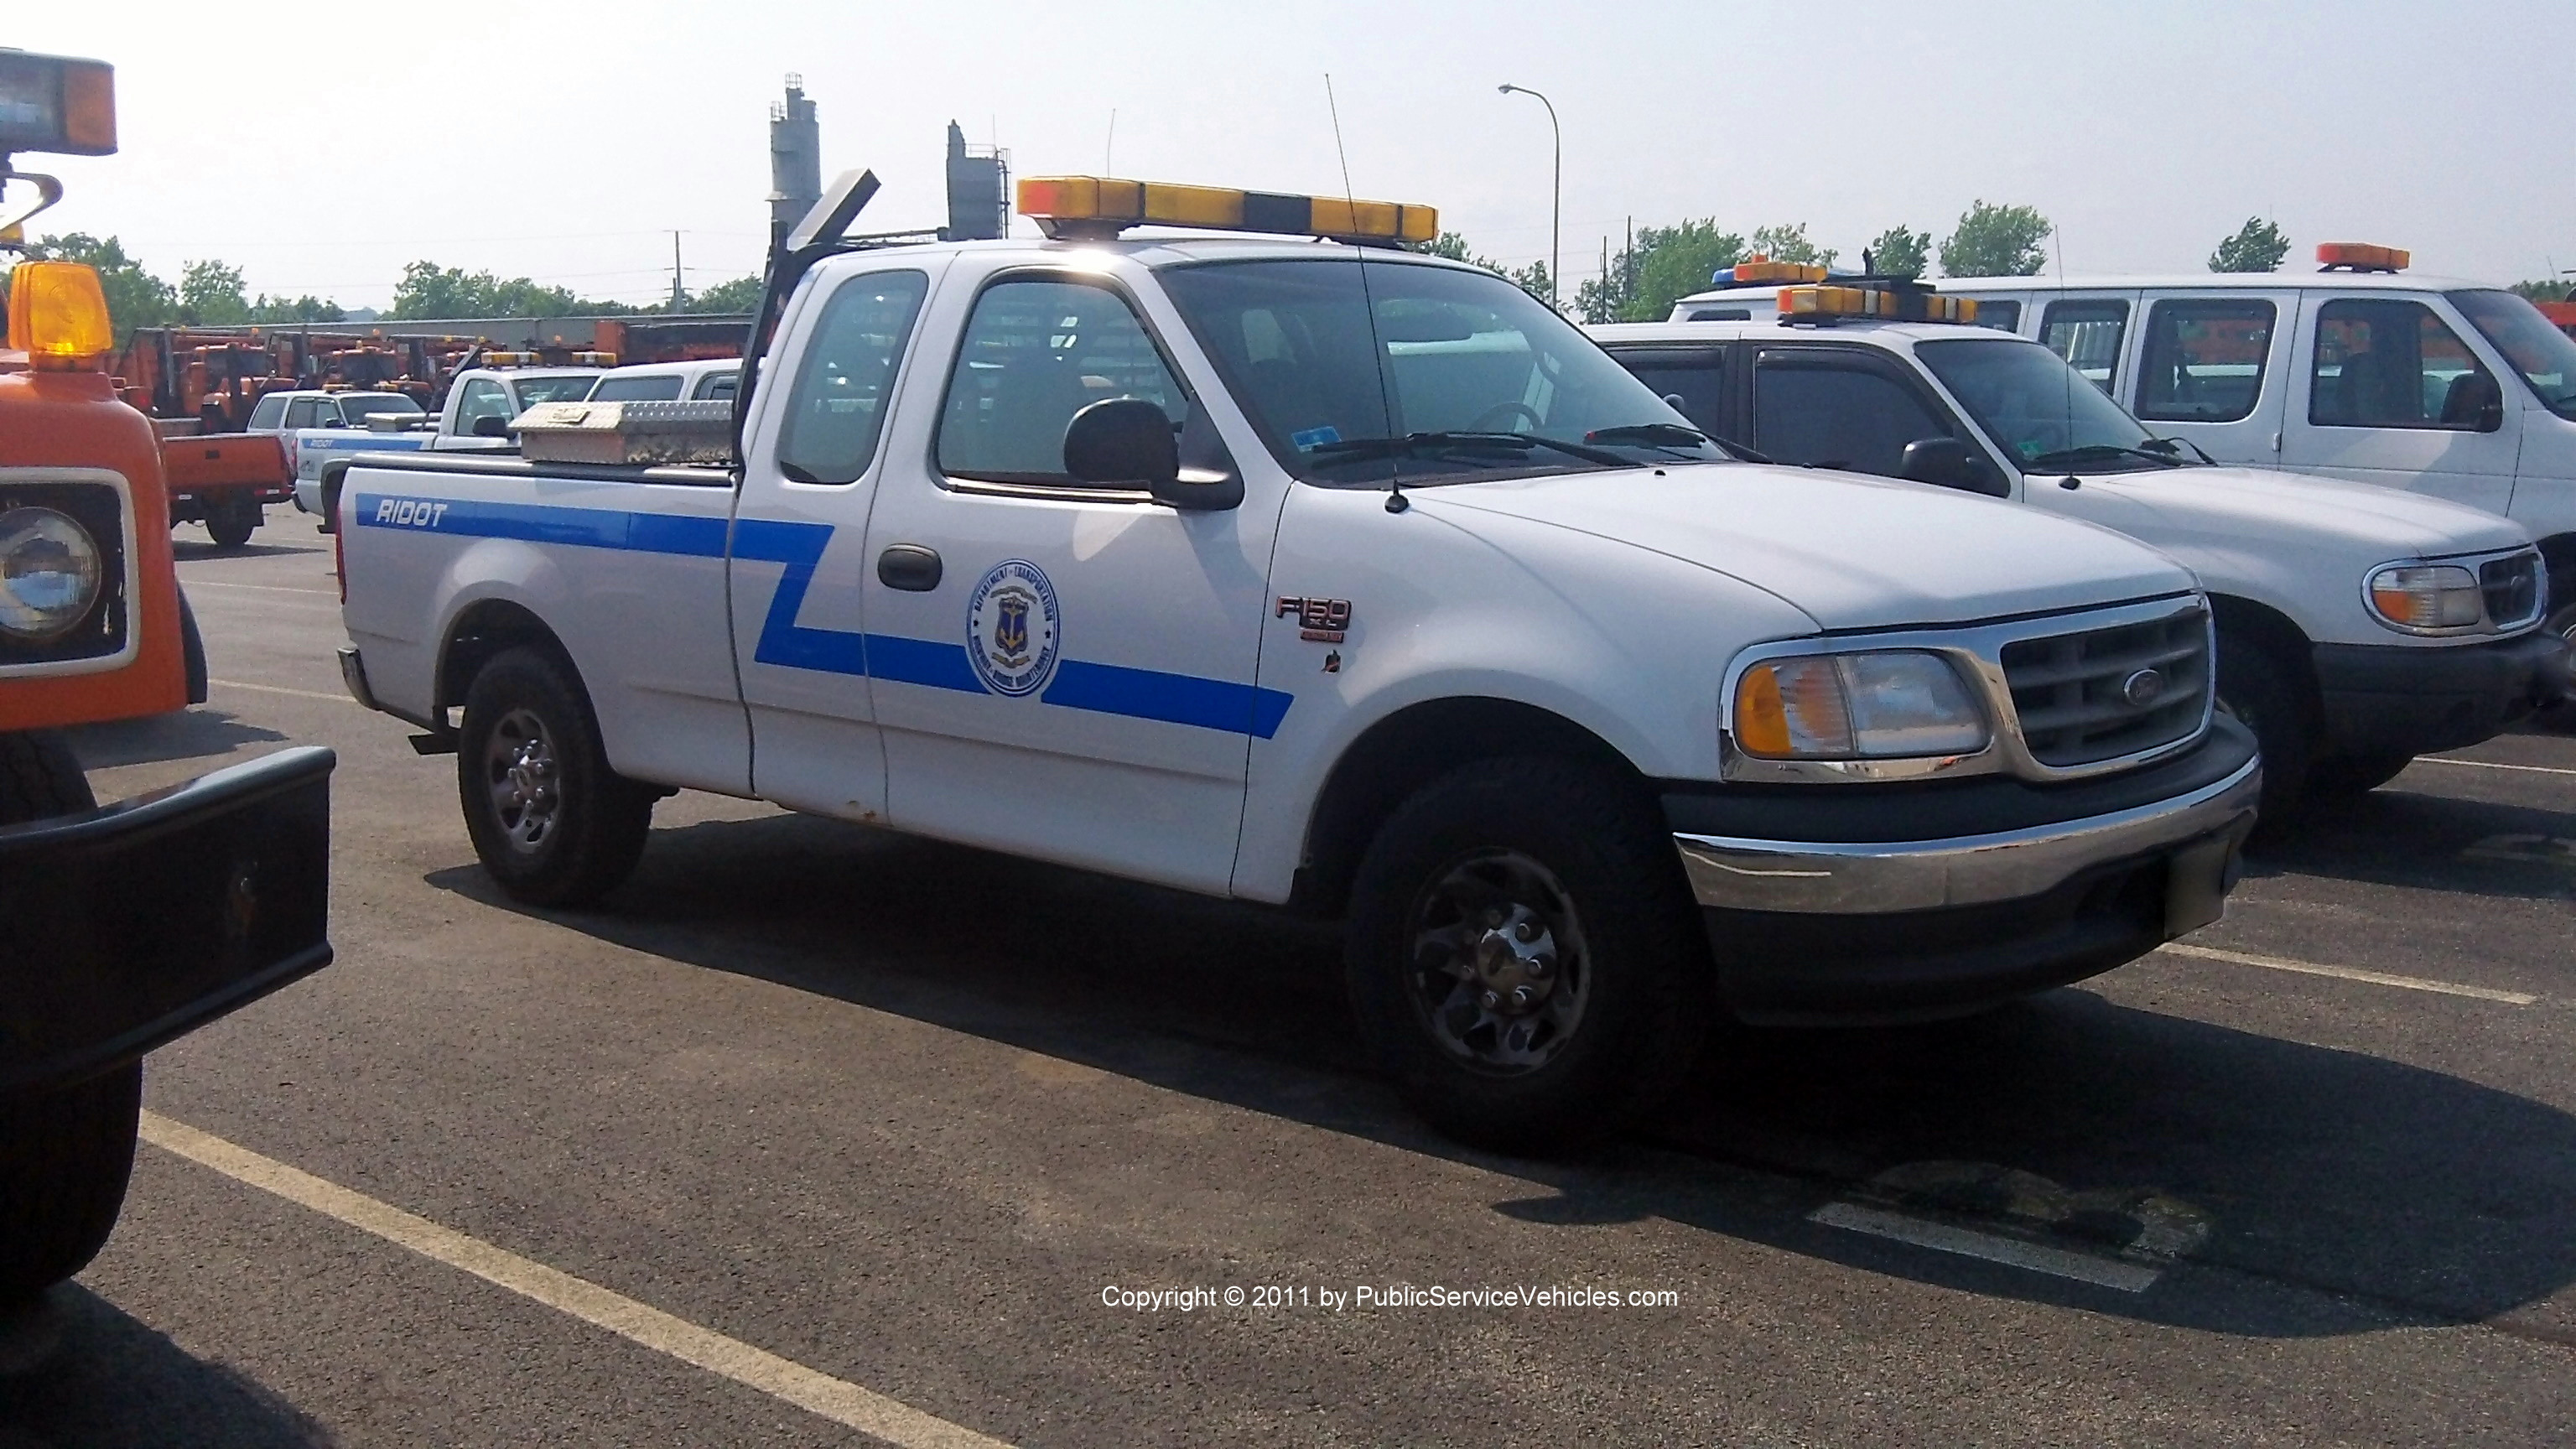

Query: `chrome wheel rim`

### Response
(1403, 849, 1592, 1074)
(484, 707, 561, 854)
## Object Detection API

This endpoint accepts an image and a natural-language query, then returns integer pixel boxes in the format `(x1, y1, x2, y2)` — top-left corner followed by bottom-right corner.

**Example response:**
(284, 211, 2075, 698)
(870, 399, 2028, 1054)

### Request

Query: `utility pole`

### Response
(668, 231, 686, 312)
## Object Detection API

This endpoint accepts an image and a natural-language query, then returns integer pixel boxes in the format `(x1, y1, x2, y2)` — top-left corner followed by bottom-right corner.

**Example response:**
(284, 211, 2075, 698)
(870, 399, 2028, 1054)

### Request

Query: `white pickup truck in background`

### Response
(330, 174, 2260, 1151)
(296, 366, 605, 524)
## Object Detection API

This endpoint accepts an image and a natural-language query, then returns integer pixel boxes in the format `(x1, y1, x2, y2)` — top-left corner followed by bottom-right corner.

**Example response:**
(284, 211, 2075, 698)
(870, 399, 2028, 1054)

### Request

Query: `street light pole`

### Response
(1497, 83, 1560, 312)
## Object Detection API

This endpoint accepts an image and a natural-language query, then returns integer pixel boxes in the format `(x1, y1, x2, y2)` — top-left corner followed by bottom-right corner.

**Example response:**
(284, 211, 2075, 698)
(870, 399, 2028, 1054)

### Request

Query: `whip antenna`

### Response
(1326, 74, 1408, 514)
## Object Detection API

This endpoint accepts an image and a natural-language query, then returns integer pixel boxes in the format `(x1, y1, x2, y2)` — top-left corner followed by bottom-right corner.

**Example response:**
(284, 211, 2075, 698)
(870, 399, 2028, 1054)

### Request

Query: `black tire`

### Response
(0, 731, 142, 1306)
(2534, 593, 2576, 733)
(205, 499, 258, 549)
(2306, 751, 2414, 798)
(1344, 757, 1711, 1156)
(2215, 628, 2315, 823)
(456, 646, 654, 906)
(179, 584, 209, 705)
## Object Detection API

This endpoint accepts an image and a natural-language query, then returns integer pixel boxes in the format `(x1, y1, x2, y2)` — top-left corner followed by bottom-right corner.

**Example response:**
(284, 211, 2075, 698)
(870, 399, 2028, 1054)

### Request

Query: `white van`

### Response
(1929, 251, 2576, 646)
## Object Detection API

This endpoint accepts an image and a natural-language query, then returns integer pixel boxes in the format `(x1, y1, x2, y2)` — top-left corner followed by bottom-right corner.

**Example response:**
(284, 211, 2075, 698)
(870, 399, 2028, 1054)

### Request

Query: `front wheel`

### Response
(0, 732, 141, 1308)
(1344, 758, 1711, 1156)
(2215, 630, 2314, 825)
(457, 647, 655, 906)
(2536, 594, 2576, 733)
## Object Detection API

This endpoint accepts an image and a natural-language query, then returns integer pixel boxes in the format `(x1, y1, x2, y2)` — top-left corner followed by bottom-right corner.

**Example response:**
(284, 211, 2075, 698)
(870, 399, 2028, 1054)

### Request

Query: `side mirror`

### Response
(471, 413, 510, 438)
(2442, 371, 2505, 432)
(1896, 436, 2008, 497)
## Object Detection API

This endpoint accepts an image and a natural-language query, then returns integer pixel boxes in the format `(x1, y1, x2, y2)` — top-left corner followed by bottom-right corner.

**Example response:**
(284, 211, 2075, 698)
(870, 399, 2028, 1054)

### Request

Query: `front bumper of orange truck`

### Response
(0, 747, 334, 1096)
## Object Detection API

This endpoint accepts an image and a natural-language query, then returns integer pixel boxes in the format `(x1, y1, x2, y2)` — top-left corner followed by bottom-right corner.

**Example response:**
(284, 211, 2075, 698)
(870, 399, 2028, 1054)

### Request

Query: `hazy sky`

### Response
(11, 1, 2570, 310)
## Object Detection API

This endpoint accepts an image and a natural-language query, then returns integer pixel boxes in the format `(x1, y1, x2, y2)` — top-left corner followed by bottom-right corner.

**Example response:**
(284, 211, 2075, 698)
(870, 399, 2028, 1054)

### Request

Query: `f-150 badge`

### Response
(969, 559, 1062, 697)
(1277, 595, 1353, 643)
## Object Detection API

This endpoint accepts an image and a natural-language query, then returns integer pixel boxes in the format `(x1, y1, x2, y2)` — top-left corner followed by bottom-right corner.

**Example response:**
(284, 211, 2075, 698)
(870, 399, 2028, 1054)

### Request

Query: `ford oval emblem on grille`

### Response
(2122, 667, 2168, 709)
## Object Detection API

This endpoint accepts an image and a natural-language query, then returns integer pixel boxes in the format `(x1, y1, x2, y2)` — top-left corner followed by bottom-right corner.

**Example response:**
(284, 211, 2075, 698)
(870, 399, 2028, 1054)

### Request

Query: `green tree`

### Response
(1409, 232, 1552, 307)
(2509, 278, 2573, 303)
(690, 274, 766, 313)
(2209, 217, 2290, 273)
(389, 260, 636, 320)
(1938, 200, 2053, 278)
(1863, 225, 1930, 279)
(1748, 223, 1836, 269)
(1575, 220, 1747, 324)
(24, 232, 174, 341)
(248, 293, 348, 324)
(178, 258, 252, 325)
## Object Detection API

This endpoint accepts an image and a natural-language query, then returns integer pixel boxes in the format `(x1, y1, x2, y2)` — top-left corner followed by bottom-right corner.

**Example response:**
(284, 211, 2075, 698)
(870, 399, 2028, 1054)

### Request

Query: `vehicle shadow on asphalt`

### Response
(64, 709, 288, 771)
(2241, 785, 2576, 902)
(170, 540, 324, 564)
(428, 809, 2576, 1343)
(0, 1286, 331, 1448)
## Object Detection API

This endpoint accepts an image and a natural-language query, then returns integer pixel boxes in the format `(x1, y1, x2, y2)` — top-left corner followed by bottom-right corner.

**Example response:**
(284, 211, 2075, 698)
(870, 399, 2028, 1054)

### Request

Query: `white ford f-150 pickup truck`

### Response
(332, 174, 2259, 1150)
(297, 366, 604, 523)
(1593, 288, 2564, 814)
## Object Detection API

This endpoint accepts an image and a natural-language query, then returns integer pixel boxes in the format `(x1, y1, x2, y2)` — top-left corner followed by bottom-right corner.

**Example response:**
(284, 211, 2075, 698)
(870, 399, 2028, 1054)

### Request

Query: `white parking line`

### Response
(2157, 943, 2538, 1005)
(182, 579, 339, 597)
(1807, 1201, 2160, 1291)
(208, 678, 358, 705)
(138, 1113, 1013, 1449)
(2419, 756, 2576, 777)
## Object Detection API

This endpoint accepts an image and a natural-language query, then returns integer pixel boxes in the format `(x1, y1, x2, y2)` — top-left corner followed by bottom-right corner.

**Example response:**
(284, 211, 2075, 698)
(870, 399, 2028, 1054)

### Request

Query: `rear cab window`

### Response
(590, 376, 686, 402)
(2136, 299, 2277, 423)
(1606, 348, 1727, 439)
(774, 270, 932, 484)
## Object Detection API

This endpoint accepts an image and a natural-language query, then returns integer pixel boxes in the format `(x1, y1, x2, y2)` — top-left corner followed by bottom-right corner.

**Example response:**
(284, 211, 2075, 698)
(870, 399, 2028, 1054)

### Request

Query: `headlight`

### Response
(0, 506, 105, 641)
(1733, 650, 1989, 759)
(2366, 564, 2481, 632)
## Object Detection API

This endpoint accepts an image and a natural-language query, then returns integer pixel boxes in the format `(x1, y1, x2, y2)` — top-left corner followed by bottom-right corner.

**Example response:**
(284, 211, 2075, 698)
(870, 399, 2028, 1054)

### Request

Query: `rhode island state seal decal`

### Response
(965, 558, 1062, 697)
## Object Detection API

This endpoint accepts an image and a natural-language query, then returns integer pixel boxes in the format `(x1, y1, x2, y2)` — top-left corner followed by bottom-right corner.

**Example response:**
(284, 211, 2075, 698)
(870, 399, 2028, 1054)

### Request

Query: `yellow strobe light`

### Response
(1015, 175, 1437, 244)
(6, 262, 115, 365)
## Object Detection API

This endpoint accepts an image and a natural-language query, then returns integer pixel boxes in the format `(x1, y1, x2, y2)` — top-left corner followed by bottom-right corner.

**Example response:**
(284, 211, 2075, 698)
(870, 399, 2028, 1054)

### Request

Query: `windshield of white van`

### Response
(1914, 337, 2176, 473)
(2450, 289, 2576, 419)
(1159, 257, 1724, 486)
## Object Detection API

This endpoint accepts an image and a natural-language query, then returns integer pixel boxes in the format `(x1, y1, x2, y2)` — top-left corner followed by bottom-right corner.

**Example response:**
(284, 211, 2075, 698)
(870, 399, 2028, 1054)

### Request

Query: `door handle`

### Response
(877, 544, 943, 591)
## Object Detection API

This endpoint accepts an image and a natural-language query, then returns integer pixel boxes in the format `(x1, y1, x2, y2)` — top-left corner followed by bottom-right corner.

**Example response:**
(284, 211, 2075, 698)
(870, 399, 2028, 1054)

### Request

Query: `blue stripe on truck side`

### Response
(353, 494, 1292, 738)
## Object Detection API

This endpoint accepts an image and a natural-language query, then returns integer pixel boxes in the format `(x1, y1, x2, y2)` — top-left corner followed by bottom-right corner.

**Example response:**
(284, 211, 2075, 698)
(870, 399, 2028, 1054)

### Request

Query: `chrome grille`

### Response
(2001, 608, 2209, 768)
(2480, 553, 2542, 629)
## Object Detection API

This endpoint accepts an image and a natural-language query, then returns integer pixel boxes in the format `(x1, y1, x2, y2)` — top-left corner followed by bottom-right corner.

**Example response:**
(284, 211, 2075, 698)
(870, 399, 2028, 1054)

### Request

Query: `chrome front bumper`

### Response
(1673, 755, 2261, 916)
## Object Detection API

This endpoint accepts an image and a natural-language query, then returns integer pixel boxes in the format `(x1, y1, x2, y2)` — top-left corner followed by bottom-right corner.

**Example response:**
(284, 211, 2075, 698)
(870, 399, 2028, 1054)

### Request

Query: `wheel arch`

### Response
(1288, 695, 1649, 917)
(2537, 530, 2576, 595)
(2209, 591, 2324, 737)
(435, 596, 576, 719)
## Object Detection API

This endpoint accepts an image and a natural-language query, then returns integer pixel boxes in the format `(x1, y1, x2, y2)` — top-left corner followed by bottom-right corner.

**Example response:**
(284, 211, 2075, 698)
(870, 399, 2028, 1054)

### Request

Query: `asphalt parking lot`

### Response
(7, 507, 2574, 1446)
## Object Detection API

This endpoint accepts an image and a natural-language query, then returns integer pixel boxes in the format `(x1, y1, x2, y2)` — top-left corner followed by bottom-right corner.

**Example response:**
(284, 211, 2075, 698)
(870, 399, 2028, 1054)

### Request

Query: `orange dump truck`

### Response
(1, 49, 333, 1345)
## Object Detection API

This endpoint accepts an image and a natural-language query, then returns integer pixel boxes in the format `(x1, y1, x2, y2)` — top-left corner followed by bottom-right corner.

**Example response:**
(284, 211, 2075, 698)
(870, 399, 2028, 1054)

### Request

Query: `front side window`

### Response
(1752, 356, 1953, 476)
(2136, 299, 2276, 423)
(1916, 336, 2169, 472)
(775, 269, 930, 484)
(1613, 350, 1727, 437)
(937, 278, 1184, 486)
(590, 375, 685, 402)
(2449, 288, 2576, 420)
(2039, 299, 2130, 393)
(283, 397, 320, 428)
(2309, 298, 2498, 429)
(1160, 257, 1722, 486)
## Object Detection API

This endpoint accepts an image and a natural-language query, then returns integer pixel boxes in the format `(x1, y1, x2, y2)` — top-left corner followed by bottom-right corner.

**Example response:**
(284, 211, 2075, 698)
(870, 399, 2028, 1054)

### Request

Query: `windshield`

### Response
(1914, 336, 2171, 472)
(2449, 288, 2576, 419)
(510, 374, 600, 406)
(337, 393, 423, 420)
(589, 375, 686, 402)
(1158, 257, 1724, 485)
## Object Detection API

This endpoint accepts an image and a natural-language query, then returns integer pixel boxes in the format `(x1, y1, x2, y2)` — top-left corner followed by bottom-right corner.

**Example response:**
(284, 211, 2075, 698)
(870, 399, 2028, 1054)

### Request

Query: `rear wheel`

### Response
(205, 498, 258, 548)
(457, 647, 655, 906)
(0, 732, 143, 1310)
(2215, 629, 2314, 825)
(1344, 758, 1711, 1156)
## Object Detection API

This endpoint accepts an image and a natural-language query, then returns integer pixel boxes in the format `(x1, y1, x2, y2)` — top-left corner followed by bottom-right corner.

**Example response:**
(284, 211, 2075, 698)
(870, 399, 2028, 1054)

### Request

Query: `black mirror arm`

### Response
(1155, 398, 1244, 512)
